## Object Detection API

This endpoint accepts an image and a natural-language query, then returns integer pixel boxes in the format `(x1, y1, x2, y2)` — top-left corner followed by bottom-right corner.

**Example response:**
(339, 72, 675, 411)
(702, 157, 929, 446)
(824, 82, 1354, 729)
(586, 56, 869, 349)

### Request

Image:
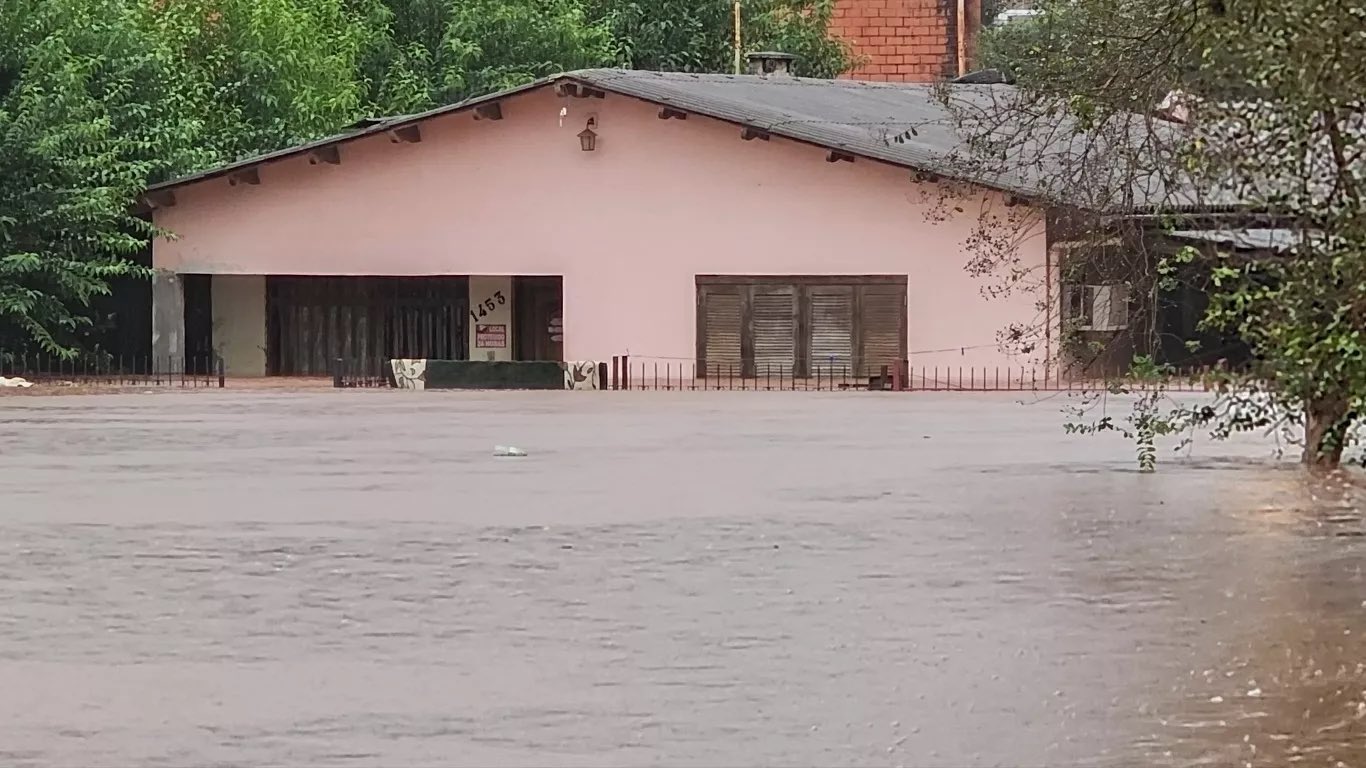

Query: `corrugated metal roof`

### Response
(572, 70, 1008, 185)
(567, 70, 1245, 211)
(1169, 228, 1305, 252)
(147, 68, 1242, 213)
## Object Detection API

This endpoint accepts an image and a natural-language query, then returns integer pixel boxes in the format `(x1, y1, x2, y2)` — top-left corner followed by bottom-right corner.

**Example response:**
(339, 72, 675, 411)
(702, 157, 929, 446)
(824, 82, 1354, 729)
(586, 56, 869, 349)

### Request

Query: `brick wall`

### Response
(830, 0, 978, 82)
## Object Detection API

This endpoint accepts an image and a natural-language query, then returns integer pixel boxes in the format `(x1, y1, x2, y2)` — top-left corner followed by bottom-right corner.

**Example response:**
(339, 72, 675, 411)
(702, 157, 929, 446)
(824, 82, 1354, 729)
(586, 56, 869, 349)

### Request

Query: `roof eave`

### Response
(144, 75, 565, 195)
(143, 70, 1230, 218)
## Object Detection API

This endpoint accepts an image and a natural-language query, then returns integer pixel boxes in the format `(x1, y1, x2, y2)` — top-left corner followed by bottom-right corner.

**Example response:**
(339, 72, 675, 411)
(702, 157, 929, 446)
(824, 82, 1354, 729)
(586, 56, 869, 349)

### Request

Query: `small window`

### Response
(1064, 284, 1129, 331)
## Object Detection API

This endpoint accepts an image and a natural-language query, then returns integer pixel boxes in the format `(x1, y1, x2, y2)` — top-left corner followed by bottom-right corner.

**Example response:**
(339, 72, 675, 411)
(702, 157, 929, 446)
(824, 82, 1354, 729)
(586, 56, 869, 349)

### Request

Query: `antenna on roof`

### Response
(733, 1, 742, 74)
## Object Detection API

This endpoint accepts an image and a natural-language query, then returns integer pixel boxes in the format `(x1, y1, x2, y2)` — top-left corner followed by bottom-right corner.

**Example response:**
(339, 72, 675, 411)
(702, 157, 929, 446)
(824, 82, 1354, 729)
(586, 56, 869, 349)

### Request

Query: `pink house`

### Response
(145, 56, 1055, 379)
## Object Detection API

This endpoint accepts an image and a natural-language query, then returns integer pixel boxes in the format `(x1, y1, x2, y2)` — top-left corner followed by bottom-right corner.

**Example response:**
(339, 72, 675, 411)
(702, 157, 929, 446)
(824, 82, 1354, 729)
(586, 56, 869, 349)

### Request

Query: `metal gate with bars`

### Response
(267, 276, 468, 376)
(696, 275, 907, 378)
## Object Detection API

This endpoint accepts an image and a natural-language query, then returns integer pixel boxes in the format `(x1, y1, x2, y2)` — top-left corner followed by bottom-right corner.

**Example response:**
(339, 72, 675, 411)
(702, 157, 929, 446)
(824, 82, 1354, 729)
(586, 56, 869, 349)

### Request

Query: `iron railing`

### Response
(325, 354, 1234, 393)
(607, 357, 1232, 393)
(331, 357, 391, 388)
(0, 353, 224, 388)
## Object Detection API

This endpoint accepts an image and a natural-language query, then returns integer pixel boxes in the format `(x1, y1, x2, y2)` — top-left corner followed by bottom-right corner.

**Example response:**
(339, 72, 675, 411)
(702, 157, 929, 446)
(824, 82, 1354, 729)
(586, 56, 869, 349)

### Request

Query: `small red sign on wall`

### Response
(475, 324, 507, 348)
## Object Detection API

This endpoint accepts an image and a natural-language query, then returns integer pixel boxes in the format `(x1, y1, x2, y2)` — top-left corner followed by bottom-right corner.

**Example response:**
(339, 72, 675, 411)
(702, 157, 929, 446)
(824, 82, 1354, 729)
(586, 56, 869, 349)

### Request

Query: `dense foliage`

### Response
(966, 0, 1366, 468)
(586, 0, 849, 78)
(0, 0, 849, 356)
(0, 0, 203, 354)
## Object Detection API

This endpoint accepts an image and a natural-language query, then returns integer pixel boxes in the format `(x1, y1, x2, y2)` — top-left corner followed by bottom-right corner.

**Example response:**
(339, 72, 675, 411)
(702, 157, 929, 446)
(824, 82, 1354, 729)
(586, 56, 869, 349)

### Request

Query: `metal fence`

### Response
(0, 354, 224, 388)
(326, 354, 1232, 393)
(607, 357, 1230, 393)
(332, 357, 391, 388)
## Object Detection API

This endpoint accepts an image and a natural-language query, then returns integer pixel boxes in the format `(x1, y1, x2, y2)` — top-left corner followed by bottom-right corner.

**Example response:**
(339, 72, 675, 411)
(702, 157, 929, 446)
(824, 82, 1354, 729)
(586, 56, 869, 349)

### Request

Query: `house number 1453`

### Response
(469, 290, 506, 323)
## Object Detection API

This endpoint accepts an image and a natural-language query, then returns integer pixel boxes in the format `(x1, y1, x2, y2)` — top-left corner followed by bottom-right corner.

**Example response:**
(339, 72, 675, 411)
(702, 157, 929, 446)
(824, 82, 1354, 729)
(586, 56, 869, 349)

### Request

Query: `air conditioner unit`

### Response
(1065, 284, 1129, 331)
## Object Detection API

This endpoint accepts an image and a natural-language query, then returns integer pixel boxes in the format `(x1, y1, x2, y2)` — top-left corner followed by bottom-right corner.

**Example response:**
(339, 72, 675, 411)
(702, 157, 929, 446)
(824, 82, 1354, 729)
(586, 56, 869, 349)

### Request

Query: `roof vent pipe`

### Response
(746, 51, 797, 77)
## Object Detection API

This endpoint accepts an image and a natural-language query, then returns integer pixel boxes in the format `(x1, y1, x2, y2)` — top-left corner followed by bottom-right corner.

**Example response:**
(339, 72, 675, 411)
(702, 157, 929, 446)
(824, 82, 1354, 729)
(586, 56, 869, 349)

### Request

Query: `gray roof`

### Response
(146, 69, 1243, 213)
(573, 70, 1050, 193)
(1169, 228, 1305, 252)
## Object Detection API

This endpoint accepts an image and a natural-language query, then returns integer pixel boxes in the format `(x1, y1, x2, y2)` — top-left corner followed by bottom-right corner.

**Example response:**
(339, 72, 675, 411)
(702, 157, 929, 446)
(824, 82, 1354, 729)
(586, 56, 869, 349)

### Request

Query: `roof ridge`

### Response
(568, 68, 936, 91)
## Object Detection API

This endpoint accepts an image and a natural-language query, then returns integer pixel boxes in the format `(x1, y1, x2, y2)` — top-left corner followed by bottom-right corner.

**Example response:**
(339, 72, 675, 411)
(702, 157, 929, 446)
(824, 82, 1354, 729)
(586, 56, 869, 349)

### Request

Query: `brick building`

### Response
(831, 0, 982, 82)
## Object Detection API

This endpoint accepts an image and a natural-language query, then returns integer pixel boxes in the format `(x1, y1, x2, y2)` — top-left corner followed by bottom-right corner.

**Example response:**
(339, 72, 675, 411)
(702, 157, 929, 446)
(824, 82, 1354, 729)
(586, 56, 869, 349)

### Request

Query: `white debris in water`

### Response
(494, 446, 527, 457)
(1247, 687, 1262, 697)
(0, 376, 33, 388)
(1210, 695, 1225, 703)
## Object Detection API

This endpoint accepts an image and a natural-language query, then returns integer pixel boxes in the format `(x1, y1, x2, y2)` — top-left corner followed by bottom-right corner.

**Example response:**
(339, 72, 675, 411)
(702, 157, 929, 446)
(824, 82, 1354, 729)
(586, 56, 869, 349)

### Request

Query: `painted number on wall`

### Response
(469, 290, 506, 324)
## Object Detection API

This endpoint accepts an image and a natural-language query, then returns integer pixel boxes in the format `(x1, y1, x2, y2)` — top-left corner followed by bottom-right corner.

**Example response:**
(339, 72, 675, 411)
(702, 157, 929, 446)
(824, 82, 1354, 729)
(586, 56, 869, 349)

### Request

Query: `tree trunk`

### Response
(1303, 398, 1348, 469)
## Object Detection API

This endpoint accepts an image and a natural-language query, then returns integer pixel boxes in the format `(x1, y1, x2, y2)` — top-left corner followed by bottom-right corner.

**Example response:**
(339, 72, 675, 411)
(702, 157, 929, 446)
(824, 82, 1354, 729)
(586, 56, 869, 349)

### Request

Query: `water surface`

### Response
(1, 391, 1363, 766)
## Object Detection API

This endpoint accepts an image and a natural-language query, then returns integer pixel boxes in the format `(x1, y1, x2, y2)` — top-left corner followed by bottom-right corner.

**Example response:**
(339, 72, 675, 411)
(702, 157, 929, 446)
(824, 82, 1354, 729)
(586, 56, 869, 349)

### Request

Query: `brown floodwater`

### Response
(1, 390, 1363, 767)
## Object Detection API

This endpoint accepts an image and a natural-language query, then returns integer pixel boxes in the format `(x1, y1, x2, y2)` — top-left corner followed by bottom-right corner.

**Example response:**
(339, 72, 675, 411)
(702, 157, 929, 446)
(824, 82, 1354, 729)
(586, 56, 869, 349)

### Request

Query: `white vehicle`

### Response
(994, 8, 1043, 25)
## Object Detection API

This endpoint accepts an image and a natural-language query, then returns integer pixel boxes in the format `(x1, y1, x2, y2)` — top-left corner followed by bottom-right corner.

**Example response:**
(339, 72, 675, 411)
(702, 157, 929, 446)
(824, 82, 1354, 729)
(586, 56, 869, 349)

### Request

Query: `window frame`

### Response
(695, 275, 908, 378)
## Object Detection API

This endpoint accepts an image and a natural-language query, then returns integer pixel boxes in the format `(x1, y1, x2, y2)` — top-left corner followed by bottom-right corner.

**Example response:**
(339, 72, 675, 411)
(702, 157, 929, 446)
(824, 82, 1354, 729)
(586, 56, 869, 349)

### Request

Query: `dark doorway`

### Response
(514, 276, 563, 361)
(182, 274, 214, 368)
(88, 242, 153, 363)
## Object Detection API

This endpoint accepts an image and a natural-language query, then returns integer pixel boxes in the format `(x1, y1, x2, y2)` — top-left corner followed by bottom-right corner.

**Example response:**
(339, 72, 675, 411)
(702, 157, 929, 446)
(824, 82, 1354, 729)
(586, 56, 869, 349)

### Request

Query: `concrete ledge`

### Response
(388, 359, 602, 390)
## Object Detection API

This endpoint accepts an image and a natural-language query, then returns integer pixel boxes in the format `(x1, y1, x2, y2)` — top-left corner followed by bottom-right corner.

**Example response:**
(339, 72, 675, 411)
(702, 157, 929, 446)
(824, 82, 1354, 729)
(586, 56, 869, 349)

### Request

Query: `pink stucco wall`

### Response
(154, 86, 1049, 370)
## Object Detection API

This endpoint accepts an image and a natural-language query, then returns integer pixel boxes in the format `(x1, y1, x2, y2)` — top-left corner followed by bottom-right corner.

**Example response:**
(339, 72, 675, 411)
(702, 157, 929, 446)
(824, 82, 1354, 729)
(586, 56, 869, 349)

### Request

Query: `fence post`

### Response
(217, 356, 226, 388)
(621, 355, 630, 391)
(597, 361, 608, 390)
(332, 358, 343, 388)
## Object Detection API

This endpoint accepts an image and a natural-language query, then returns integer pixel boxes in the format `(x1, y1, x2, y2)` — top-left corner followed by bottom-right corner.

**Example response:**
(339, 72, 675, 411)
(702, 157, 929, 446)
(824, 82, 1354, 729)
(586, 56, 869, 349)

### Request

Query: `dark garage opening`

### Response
(266, 276, 469, 376)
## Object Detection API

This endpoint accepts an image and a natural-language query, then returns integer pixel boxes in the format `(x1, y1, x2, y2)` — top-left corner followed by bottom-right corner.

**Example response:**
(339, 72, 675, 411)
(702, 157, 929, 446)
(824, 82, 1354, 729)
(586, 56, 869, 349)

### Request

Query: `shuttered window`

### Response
(697, 277, 906, 377)
(751, 287, 797, 377)
(809, 286, 854, 374)
(858, 285, 906, 375)
(699, 288, 743, 377)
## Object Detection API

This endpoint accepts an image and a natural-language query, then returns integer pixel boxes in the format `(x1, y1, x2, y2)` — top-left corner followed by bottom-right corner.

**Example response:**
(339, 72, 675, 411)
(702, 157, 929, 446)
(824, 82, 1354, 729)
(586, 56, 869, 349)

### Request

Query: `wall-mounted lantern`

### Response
(578, 116, 598, 151)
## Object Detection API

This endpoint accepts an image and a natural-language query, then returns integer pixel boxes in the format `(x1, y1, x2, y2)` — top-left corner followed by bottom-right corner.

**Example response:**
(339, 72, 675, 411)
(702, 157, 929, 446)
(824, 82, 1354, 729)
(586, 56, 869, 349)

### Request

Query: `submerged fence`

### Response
(332, 357, 393, 388)
(333, 354, 1232, 393)
(0, 353, 224, 388)
(607, 357, 1230, 392)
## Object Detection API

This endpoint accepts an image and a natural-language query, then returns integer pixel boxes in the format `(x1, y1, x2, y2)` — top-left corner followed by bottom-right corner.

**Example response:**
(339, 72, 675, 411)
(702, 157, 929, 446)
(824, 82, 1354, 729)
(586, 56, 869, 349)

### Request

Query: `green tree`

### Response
(0, 0, 204, 355)
(144, 0, 374, 163)
(588, 0, 850, 78)
(357, 0, 616, 114)
(947, 0, 1366, 468)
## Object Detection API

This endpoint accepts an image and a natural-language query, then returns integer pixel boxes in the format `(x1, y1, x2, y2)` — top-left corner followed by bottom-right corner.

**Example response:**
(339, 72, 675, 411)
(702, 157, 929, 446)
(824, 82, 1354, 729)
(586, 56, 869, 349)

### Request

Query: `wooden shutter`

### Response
(857, 284, 906, 377)
(751, 286, 796, 377)
(809, 286, 854, 376)
(699, 287, 743, 377)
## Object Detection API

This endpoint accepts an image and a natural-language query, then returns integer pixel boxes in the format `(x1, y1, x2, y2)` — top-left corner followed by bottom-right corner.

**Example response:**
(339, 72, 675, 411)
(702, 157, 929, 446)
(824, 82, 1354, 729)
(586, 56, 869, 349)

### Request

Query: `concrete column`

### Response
(151, 269, 184, 367)
(211, 275, 267, 376)
(468, 275, 513, 361)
